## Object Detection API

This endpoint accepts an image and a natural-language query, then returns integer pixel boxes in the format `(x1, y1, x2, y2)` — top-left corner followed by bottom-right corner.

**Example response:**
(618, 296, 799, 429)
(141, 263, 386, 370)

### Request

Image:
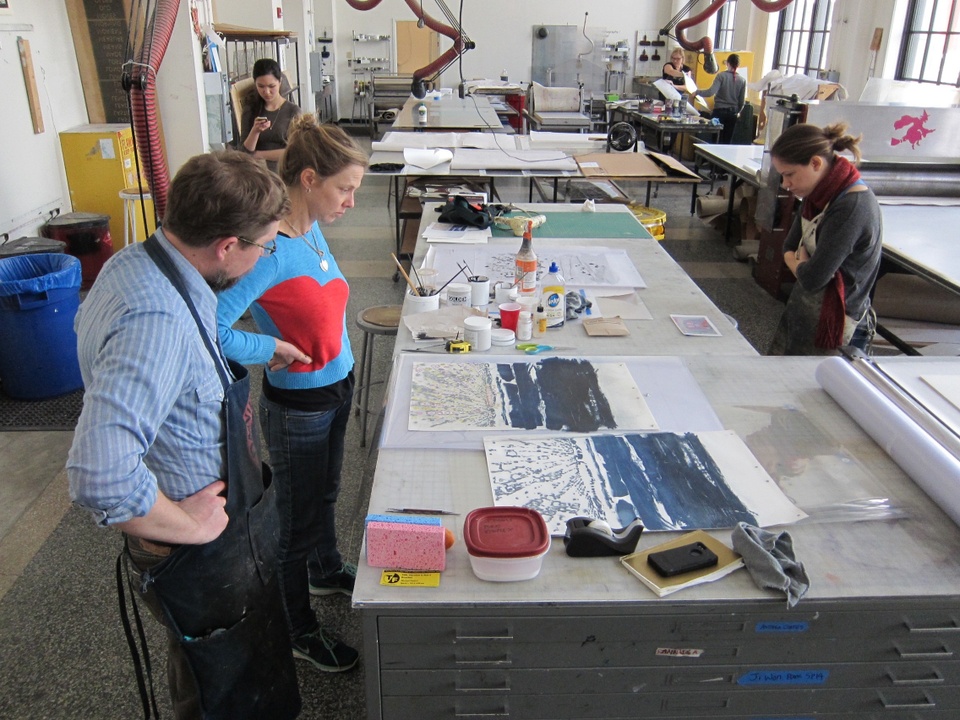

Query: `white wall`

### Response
(329, 0, 668, 122)
(0, 0, 87, 238)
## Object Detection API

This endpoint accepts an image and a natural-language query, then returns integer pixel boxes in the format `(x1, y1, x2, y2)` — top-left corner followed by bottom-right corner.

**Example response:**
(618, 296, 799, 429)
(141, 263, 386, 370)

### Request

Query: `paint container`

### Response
(491, 328, 515, 348)
(403, 288, 441, 316)
(446, 282, 471, 306)
(463, 316, 493, 352)
(468, 275, 490, 308)
(494, 282, 518, 304)
(464, 506, 551, 582)
(498, 302, 522, 332)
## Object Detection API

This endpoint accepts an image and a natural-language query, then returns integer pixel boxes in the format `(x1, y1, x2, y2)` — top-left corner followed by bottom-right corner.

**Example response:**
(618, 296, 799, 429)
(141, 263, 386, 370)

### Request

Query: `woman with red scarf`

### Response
(767, 122, 882, 355)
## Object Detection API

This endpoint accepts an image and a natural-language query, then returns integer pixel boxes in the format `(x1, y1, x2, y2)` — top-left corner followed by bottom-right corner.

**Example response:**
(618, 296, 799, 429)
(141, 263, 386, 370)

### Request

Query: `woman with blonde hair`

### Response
(662, 47, 692, 86)
(218, 115, 368, 673)
(767, 121, 882, 355)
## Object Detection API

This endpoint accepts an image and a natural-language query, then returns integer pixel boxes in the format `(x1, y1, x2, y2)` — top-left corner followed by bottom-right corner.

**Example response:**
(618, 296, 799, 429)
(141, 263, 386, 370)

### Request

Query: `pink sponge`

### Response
(365, 521, 447, 571)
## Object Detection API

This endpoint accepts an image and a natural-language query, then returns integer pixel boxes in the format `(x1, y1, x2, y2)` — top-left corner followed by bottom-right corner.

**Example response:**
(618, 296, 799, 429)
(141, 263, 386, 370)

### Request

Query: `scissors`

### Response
(516, 343, 573, 355)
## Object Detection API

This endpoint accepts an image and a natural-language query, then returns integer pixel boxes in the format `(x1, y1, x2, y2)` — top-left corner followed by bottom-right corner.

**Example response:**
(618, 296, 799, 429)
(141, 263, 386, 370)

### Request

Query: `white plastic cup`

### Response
(446, 282, 471, 306)
(463, 316, 493, 351)
(412, 267, 438, 296)
(468, 275, 490, 308)
(402, 288, 441, 316)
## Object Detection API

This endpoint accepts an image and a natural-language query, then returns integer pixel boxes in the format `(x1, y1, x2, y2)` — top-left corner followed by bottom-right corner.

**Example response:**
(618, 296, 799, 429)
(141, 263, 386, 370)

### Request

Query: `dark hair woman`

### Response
(240, 58, 302, 173)
(767, 122, 882, 355)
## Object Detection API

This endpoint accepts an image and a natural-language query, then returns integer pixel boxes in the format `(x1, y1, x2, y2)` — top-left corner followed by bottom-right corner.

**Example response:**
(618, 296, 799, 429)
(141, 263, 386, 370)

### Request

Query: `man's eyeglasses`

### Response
(237, 236, 277, 255)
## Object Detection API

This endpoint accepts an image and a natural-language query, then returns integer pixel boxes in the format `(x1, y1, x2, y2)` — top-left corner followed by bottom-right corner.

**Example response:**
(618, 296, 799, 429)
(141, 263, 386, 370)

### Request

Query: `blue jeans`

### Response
(259, 392, 351, 639)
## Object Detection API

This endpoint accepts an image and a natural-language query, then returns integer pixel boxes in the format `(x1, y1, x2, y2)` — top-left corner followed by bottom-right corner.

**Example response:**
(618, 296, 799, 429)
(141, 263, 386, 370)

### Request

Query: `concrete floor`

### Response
(0, 152, 789, 718)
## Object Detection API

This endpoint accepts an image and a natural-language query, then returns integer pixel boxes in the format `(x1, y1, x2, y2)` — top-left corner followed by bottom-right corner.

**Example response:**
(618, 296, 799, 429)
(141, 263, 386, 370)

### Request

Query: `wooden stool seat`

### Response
(354, 305, 401, 447)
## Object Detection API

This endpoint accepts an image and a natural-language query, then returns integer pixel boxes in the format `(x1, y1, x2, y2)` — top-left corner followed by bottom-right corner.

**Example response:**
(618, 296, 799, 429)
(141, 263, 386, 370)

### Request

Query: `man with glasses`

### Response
(67, 151, 302, 718)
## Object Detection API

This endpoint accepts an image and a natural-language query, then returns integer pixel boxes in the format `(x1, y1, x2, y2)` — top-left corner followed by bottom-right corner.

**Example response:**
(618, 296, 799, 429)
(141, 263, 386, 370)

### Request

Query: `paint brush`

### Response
(391, 253, 420, 297)
(435, 266, 467, 295)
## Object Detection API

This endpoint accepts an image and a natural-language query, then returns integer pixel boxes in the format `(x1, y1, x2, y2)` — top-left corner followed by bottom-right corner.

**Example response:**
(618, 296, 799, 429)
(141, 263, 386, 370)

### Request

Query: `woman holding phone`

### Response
(241, 58, 301, 173)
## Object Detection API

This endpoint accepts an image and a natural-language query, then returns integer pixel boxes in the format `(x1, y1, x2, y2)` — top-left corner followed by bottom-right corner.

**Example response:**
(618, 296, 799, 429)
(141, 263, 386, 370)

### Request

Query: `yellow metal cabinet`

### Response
(59, 124, 154, 252)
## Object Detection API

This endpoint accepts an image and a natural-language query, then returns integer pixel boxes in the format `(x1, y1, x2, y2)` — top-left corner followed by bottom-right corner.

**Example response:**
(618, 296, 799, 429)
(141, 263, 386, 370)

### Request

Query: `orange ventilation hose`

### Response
(674, 0, 795, 61)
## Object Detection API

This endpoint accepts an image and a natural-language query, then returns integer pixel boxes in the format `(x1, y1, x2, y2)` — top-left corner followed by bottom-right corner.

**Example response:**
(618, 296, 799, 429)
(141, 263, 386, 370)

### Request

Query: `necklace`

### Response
(285, 219, 329, 272)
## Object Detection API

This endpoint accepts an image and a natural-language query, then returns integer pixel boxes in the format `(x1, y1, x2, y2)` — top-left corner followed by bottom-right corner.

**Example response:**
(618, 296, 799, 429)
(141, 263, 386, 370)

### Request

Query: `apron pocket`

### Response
(178, 604, 300, 720)
(248, 467, 281, 586)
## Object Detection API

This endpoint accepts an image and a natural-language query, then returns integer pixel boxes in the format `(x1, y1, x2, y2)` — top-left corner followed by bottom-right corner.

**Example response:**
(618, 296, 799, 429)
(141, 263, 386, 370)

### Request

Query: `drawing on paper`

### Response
(409, 358, 656, 433)
(426, 246, 645, 288)
(484, 431, 807, 534)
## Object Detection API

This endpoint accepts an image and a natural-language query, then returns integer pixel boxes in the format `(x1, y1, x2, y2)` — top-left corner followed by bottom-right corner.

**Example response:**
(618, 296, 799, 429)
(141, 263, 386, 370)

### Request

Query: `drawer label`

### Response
(737, 669, 829, 686)
(755, 621, 810, 633)
(656, 647, 704, 658)
(378, 570, 440, 587)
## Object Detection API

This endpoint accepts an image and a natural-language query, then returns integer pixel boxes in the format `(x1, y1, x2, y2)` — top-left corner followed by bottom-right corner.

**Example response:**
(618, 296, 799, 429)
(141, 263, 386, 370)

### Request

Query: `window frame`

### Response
(714, 0, 738, 51)
(897, 0, 960, 86)
(772, 0, 835, 78)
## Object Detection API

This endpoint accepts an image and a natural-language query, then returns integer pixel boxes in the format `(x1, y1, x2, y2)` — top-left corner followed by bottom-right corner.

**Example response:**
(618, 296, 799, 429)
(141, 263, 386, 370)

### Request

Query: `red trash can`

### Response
(41, 212, 113, 290)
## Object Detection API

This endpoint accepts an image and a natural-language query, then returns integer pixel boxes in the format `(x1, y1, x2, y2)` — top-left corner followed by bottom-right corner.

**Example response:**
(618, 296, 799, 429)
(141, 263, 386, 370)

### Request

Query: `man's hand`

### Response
(267, 339, 312, 371)
(117, 481, 229, 545)
(176, 480, 229, 543)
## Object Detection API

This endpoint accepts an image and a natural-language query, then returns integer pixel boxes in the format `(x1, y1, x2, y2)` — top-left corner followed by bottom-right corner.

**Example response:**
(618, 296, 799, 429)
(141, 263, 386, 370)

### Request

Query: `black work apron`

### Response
(124, 235, 300, 719)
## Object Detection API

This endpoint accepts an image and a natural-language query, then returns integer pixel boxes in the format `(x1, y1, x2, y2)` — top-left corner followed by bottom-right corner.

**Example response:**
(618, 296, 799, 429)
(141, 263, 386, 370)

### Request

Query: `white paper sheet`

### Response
(404, 148, 453, 169)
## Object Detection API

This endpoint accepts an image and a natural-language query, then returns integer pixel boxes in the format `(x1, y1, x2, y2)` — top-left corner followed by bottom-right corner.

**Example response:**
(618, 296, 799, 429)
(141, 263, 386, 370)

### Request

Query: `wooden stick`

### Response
(391, 253, 420, 296)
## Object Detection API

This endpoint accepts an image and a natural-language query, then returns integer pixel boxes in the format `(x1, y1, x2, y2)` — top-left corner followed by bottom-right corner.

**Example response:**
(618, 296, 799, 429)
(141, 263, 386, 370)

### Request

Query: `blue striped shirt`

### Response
(67, 229, 229, 526)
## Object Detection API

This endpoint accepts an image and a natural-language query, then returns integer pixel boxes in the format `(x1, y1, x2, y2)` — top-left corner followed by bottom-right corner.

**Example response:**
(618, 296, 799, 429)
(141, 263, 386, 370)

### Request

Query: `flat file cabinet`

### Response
(356, 334, 960, 719)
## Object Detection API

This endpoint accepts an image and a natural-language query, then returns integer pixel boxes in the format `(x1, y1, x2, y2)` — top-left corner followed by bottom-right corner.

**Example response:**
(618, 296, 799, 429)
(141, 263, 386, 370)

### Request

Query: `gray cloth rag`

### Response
(731, 522, 810, 608)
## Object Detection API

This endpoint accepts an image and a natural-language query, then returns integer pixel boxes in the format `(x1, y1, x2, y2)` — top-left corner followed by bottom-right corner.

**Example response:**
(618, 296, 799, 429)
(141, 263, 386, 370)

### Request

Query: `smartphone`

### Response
(256, 116, 268, 123)
(647, 541, 718, 577)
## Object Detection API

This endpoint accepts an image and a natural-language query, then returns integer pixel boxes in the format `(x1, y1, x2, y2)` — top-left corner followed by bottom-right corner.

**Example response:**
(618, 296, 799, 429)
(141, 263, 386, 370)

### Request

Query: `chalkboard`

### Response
(68, 0, 130, 123)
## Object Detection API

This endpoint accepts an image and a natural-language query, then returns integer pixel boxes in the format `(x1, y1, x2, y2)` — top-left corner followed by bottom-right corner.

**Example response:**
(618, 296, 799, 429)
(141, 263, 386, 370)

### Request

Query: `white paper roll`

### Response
(816, 356, 960, 527)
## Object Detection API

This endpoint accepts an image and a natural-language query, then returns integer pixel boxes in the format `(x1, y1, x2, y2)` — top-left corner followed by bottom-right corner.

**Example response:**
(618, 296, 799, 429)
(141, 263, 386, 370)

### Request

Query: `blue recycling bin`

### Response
(0, 253, 84, 399)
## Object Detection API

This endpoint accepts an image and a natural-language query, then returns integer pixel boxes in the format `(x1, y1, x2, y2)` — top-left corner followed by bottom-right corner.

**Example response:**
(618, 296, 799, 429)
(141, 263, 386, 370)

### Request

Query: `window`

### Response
(898, 0, 960, 86)
(714, 0, 738, 51)
(773, 0, 835, 77)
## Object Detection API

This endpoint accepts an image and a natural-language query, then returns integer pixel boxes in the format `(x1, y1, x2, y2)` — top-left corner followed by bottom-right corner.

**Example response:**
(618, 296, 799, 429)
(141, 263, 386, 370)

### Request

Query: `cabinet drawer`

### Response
(379, 634, 960, 669)
(380, 661, 960, 696)
(380, 685, 960, 720)
(379, 608, 960, 646)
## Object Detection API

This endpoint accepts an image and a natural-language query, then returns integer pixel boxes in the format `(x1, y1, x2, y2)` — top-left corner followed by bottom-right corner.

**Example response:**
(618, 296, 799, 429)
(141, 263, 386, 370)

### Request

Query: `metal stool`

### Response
(354, 305, 401, 447)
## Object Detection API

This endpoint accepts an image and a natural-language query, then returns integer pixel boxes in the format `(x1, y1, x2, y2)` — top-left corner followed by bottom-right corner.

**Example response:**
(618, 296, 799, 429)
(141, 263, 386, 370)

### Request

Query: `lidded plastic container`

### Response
(464, 507, 551, 582)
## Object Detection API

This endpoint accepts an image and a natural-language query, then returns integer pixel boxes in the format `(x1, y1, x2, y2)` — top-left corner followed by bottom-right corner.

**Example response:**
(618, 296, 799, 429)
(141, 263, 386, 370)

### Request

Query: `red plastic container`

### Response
(464, 506, 550, 581)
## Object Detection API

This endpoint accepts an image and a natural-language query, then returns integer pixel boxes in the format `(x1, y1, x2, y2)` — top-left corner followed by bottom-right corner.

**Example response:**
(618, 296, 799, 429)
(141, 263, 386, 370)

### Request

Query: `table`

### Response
(357, 349, 960, 718)
(693, 143, 764, 243)
(880, 203, 960, 296)
(393, 95, 507, 132)
(399, 203, 757, 358)
(611, 108, 722, 156)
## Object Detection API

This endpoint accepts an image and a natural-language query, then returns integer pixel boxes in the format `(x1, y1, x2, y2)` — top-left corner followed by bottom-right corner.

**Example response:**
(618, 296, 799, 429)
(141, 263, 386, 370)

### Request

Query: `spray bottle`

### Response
(514, 221, 538, 297)
(541, 261, 565, 328)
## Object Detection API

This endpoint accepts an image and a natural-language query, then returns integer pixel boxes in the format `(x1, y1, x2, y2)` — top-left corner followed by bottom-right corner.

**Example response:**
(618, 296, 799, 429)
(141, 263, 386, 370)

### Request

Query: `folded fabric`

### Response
(731, 522, 810, 608)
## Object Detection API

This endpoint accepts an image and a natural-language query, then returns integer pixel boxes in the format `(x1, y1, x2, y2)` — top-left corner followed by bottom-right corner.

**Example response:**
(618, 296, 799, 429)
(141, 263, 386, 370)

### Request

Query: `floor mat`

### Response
(0, 389, 83, 431)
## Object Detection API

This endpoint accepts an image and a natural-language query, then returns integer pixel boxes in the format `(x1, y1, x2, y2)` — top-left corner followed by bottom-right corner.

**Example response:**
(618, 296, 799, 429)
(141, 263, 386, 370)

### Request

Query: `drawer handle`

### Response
(904, 617, 960, 633)
(455, 630, 514, 641)
(894, 642, 953, 659)
(879, 690, 936, 709)
(886, 667, 944, 686)
(455, 700, 509, 717)
(456, 680, 510, 692)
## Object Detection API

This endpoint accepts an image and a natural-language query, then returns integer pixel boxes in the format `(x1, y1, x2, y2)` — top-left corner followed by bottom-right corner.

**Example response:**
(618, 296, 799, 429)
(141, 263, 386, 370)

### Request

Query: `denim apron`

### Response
(121, 235, 300, 719)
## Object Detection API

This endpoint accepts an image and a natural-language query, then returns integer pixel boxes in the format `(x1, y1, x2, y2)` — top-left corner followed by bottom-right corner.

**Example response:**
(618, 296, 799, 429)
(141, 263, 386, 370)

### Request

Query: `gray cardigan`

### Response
(783, 189, 883, 322)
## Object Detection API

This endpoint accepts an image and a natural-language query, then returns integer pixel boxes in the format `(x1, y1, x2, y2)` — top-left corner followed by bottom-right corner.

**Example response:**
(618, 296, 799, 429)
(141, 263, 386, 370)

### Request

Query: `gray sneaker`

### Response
(309, 561, 357, 597)
(291, 629, 359, 673)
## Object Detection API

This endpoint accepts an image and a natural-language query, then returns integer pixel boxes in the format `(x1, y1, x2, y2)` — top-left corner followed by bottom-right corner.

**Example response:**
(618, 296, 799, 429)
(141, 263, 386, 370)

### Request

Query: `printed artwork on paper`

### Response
(409, 358, 656, 433)
(484, 431, 807, 535)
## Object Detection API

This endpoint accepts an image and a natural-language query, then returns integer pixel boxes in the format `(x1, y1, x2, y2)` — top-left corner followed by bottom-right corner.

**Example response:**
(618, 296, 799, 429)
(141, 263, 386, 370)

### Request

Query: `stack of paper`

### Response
(422, 222, 491, 244)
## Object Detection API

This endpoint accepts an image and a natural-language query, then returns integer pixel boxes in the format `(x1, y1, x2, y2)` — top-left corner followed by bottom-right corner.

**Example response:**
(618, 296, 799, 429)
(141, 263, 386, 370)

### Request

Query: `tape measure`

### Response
(445, 340, 472, 353)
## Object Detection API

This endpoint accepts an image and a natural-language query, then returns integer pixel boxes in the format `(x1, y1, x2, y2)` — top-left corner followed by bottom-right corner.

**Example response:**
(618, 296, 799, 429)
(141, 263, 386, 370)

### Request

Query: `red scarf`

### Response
(801, 155, 860, 220)
(804, 156, 860, 348)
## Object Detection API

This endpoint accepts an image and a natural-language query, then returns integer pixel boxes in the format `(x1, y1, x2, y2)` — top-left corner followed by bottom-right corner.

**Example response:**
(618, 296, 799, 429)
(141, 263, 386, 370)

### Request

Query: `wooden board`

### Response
(17, 38, 43, 134)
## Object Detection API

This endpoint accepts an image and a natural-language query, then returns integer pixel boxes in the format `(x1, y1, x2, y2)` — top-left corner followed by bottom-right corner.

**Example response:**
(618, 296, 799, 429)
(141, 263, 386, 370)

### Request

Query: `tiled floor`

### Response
(0, 149, 789, 718)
